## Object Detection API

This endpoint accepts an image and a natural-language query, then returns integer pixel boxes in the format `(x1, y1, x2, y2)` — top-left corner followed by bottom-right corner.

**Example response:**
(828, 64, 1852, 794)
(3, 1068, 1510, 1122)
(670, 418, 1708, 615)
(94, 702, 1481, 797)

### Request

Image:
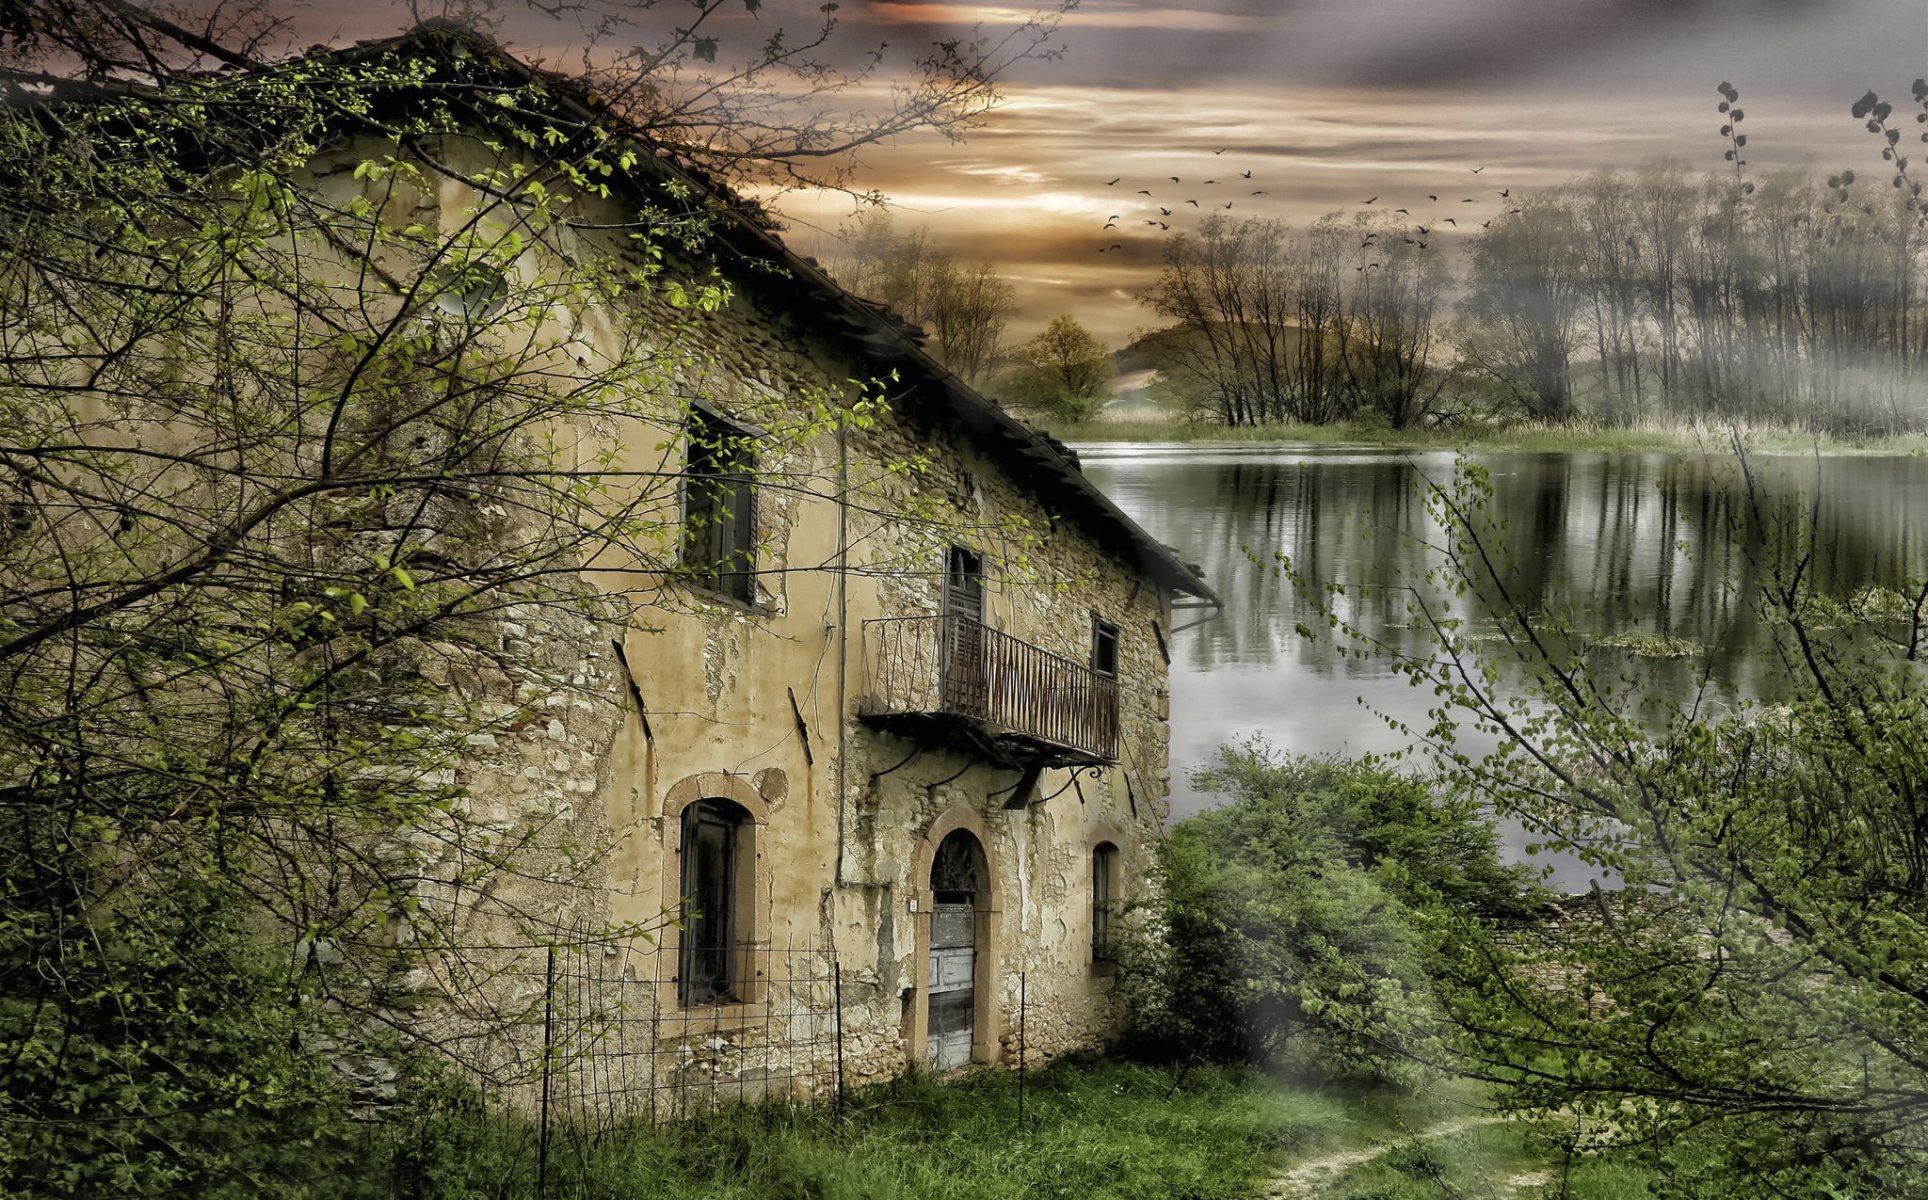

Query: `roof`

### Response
(327, 25, 1222, 603)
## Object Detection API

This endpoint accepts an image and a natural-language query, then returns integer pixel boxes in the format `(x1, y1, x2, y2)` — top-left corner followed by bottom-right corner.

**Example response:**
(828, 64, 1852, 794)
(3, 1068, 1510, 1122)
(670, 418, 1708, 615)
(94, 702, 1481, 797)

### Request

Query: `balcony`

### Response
(858, 614, 1119, 768)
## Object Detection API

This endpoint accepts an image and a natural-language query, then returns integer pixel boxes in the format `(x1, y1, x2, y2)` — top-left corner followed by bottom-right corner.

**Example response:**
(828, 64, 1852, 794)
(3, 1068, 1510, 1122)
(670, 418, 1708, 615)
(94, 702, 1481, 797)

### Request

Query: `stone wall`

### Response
(315, 134, 1194, 1109)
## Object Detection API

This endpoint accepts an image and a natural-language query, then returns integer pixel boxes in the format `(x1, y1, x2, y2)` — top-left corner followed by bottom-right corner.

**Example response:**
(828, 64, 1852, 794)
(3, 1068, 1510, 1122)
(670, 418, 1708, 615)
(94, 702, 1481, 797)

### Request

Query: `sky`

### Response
(295, 0, 1925, 345)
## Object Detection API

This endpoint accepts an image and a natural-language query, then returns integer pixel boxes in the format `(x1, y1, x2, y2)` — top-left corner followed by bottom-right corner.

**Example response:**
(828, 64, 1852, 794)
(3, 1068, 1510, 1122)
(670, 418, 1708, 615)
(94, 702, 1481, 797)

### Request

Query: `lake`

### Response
(1078, 444, 1928, 888)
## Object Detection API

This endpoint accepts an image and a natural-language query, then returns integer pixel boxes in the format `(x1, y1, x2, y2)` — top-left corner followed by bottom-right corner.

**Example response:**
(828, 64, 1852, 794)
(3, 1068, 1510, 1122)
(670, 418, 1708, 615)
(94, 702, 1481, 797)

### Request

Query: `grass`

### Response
(1587, 631, 1704, 659)
(1307, 1118, 1665, 1200)
(378, 1054, 1499, 1200)
(1044, 417, 1928, 457)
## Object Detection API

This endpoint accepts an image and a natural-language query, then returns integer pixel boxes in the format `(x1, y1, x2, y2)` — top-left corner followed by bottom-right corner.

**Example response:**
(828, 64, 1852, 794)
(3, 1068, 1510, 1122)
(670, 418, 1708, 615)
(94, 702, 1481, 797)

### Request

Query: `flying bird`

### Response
(1416, 226, 1430, 235)
(1222, 202, 1234, 209)
(1363, 196, 1378, 204)
(1106, 178, 1120, 186)
(1138, 190, 1153, 196)
(1394, 208, 1408, 214)
(1187, 199, 1200, 206)
(1417, 242, 1427, 249)
(1214, 147, 1229, 155)
(1462, 198, 1476, 203)
(1480, 220, 1492, 229)
(1471, 166, 1486, 174)
(1204, 179, 1217, 185)
(1240, 170, 1253, 179)
(1443, 217, 1456, 226)
(1160, 207, 1172, 215)
(1160, 221, 1170, 229)
(1427, 194, 1438, 201)
(1251, 190, 1266, 195)
(1104, 223, 1117, 230)
(1508, 208, 1522, 214)
(1170, 176, 1181, 182)
(1498, 189, 1510, 198)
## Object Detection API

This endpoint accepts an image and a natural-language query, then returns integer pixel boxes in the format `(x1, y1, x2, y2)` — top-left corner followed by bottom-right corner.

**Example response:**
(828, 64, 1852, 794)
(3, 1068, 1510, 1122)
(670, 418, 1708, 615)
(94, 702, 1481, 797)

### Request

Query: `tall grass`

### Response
(1046, 417, 1928, 456)
(372, 1055, 1483, 1200)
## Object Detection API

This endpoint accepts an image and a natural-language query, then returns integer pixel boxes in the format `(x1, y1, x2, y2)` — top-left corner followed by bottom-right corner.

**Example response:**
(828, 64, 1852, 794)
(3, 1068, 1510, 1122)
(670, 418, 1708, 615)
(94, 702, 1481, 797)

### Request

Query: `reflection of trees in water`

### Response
(1089, 453, 1928, 705)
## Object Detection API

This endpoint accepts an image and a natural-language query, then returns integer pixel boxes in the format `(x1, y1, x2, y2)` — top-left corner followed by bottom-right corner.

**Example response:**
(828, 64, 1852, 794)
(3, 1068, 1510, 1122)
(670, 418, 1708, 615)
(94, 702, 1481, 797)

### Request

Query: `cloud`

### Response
(865, 2, 1274, 31)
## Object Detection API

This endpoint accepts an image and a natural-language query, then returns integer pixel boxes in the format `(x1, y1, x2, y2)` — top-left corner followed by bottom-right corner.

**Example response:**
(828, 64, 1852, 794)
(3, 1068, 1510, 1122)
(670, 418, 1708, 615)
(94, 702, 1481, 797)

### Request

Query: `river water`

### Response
(1078, 444, 1928, 887)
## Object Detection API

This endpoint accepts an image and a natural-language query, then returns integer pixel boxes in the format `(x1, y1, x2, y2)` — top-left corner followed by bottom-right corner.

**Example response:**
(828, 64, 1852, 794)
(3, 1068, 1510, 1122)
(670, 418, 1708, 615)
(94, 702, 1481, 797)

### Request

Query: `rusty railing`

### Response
(860, 614, 1119, 761)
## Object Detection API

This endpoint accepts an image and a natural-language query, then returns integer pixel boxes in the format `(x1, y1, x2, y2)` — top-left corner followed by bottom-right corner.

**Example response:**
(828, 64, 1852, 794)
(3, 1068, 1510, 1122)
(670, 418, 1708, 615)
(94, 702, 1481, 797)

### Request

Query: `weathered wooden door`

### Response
(927, 900, 976, 1069)
(927, 829, 983, 1070)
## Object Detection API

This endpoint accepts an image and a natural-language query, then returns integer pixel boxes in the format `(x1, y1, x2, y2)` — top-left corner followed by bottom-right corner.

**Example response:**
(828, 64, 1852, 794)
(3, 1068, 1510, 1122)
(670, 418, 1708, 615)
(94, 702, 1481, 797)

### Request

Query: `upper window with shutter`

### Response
(682, 407, 758, 605)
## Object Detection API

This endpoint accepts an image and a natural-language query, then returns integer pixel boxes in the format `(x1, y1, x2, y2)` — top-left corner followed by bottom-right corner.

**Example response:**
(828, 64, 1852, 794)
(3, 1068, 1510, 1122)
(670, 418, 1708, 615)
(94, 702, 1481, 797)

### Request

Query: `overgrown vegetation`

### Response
(365, 1056, 1468, 1199)
(1280, 456, 1928, 1195)
(1124, 750, 1540, 1080)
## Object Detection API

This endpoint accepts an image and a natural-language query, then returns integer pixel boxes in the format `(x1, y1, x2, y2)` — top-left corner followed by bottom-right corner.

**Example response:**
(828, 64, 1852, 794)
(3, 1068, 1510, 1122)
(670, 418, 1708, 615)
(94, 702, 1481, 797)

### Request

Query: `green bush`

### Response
(1123, 745, 1539, 1079)
(0, 879, 364, 1198)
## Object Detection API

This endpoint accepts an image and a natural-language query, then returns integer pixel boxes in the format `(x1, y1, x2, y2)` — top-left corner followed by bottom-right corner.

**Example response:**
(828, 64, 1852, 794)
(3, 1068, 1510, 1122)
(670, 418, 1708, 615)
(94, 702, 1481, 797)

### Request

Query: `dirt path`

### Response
(1264, 1116, 1506, 1199)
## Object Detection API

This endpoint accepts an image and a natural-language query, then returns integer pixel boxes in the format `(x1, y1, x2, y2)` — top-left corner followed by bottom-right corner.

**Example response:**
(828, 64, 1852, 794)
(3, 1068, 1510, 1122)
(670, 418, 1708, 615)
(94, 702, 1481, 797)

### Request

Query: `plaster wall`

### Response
(316, 133, 1186, 1102)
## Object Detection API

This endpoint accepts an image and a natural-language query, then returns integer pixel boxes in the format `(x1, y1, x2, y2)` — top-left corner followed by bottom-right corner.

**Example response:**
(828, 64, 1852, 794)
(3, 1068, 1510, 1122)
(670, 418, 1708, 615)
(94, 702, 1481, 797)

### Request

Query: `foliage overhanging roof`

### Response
(299, 23, 1218, 602)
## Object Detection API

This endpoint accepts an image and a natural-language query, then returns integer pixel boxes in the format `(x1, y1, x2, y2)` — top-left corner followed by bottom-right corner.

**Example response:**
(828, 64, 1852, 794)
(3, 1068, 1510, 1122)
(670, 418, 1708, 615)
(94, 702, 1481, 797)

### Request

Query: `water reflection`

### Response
(1081, 445, 1928, 887)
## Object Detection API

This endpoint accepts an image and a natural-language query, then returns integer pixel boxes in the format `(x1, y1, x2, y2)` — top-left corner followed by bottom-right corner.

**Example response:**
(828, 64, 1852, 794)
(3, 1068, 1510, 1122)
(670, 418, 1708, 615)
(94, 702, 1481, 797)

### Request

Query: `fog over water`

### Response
(1079, 443, 1928, 889)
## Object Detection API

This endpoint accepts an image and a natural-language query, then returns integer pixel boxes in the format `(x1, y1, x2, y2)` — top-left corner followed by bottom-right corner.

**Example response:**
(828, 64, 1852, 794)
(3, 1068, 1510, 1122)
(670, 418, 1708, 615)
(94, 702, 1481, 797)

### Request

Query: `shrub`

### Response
(1122, 745, 1539, 1080)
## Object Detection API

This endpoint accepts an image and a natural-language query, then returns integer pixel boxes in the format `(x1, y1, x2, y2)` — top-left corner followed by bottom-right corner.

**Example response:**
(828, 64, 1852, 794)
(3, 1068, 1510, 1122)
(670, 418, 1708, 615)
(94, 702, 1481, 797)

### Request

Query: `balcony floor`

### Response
(858, 709, 1115, 771)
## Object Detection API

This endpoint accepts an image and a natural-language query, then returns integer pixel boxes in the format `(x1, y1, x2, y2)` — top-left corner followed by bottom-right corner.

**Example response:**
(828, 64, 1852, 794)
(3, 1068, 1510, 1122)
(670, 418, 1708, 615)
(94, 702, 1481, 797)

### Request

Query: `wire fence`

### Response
(373, 921, 1037, 1197)
(527, 923, 842, 1144)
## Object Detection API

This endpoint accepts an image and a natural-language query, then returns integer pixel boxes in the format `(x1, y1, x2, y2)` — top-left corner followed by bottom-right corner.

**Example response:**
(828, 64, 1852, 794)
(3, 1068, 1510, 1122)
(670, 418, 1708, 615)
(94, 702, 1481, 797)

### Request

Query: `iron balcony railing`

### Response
(860, 614, 1120, 763)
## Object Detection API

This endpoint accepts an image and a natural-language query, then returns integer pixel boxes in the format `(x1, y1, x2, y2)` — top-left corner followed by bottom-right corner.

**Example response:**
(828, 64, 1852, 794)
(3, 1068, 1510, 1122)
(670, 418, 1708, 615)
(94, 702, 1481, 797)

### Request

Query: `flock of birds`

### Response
(1094, 153, 1528, 265)
(1092, 146, 1265, 253)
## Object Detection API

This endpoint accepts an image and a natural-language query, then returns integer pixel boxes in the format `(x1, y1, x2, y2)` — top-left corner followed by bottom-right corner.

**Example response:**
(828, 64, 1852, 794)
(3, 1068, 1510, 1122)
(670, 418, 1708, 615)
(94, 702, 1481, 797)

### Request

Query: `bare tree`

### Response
(1144, 215, 1307, 425)
(1337, 214, 1454, 429)
(1457, 195, 1586, 422)
(825, 213, 1015, 383)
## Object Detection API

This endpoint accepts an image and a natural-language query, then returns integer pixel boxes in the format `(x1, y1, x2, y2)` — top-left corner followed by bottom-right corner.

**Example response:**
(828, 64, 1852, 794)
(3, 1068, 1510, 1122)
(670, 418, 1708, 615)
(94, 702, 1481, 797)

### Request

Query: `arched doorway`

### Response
(927, 828, 986, 1070)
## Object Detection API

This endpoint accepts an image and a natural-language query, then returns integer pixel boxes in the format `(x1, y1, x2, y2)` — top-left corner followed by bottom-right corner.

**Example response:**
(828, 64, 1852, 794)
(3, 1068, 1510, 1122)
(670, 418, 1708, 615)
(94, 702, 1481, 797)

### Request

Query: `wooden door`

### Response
(926, 829, 983, 1070)
(927, 900, 976, 1069)
(942, 547, 986, 716)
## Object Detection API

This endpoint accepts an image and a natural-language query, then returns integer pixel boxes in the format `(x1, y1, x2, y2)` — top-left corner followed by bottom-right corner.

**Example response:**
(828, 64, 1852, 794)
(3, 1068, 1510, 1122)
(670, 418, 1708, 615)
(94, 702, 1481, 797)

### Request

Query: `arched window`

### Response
(679, 798, 749, 1005)
(1091, 842, 1121, 962)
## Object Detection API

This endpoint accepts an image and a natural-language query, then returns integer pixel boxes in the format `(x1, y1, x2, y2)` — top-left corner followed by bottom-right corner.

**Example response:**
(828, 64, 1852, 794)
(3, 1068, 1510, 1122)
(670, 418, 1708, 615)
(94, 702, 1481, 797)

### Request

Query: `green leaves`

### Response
(1134, 746, 1537, 1079)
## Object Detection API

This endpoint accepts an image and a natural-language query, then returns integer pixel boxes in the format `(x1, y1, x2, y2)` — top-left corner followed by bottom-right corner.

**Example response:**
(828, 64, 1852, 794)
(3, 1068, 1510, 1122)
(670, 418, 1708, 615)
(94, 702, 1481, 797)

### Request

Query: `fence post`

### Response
(538, 943, 556, 1200)
(1016, 971, 1026, 1130)
(833, 959, 847, 1121)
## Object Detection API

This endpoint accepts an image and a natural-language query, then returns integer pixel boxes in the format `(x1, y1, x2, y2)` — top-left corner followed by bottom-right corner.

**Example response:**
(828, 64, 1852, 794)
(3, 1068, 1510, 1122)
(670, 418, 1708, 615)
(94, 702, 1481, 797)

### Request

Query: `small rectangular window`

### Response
(683, 408, 757, 604)
(1091, 616, 1120, 678)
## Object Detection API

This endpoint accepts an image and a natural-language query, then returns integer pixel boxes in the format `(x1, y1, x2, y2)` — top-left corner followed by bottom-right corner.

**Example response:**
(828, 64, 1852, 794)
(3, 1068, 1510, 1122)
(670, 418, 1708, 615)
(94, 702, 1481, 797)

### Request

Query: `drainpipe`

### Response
(834, 408, 856, 888)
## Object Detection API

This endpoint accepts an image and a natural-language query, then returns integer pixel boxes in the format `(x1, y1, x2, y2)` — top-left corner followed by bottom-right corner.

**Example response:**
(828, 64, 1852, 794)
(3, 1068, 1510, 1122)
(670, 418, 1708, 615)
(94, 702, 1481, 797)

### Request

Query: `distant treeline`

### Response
(1141, 165, 1927, 434)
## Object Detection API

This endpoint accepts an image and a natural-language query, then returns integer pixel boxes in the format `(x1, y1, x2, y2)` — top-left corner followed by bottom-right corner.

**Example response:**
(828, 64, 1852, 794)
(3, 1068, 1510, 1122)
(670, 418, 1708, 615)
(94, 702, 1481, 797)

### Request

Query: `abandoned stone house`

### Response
(132, 28, 1220, 1109)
